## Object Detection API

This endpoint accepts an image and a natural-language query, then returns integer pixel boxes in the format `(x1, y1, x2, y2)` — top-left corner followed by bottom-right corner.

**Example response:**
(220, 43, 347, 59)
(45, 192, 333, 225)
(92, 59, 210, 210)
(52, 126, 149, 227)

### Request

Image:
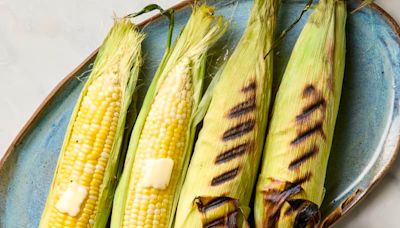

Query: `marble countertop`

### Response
(0, 0, 399, 227)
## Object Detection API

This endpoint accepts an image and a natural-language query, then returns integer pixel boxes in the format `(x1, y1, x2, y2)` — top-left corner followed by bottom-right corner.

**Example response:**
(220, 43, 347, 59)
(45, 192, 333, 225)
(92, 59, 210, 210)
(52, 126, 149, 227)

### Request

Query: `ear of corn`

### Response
(254, 0, 346, 227)
(39, 19, 144, 228)
(174, 0, 280, 227)
(111, 5, 227, 228)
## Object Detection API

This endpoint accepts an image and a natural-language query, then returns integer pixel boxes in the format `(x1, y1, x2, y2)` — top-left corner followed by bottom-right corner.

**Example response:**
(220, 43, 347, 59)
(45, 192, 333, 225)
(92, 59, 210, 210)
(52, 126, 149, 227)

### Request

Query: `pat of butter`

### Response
(141, 158, 174, 190)
(55, 182, 88, 217)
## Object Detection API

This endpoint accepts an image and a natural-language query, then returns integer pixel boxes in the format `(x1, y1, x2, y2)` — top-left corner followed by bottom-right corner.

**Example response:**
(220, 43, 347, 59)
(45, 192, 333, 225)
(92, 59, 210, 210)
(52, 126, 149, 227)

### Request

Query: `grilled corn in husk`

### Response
(254, 0, 347, 227)
(174, 0, 280, 227)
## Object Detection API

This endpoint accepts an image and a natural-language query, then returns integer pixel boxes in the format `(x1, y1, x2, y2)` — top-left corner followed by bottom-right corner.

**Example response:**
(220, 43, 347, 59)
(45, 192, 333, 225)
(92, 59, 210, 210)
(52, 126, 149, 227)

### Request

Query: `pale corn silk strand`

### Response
(48, 73, 122, 227)
(351, 0, 374, 13)
(123, 58, 193, 227)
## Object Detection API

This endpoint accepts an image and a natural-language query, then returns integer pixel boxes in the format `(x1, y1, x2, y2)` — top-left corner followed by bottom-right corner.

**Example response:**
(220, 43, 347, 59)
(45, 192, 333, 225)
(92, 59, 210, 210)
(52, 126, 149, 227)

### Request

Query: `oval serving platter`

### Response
(1, 0, 400, 227)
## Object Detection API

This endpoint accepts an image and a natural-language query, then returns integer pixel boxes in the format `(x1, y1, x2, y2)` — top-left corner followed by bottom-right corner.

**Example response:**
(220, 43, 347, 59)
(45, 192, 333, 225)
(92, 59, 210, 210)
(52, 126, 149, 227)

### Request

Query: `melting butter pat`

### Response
(55, 182, 88, 216)
(141, 158, 174, 189)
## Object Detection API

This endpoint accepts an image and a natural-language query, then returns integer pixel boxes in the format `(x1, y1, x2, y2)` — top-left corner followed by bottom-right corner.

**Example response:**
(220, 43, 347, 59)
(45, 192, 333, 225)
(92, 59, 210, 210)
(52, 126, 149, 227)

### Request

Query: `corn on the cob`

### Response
(174, 0, 280, 227)
(254, 0, 347, 227)
(40, 19, 144, 228)
(111, 5, 227, 228)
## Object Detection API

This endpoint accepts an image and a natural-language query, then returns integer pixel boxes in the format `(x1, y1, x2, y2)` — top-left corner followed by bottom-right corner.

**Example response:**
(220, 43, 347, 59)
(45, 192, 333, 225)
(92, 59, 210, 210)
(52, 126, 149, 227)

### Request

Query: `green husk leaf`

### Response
(254, 0, 347, 227)
(174, 0, 281, 227)
(111, 5, 227, 228)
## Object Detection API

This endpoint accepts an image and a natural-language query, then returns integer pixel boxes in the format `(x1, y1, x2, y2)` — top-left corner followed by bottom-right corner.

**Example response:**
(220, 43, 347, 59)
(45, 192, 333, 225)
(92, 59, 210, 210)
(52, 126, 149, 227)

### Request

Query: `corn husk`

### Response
(254, 0, 347, 227)
(174, 0, 280, 227)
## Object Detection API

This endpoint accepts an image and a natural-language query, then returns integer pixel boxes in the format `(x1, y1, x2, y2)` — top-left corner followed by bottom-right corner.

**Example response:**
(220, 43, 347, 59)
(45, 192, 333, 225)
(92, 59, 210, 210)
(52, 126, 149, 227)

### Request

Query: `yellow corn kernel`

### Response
(123, 58, 193, 227)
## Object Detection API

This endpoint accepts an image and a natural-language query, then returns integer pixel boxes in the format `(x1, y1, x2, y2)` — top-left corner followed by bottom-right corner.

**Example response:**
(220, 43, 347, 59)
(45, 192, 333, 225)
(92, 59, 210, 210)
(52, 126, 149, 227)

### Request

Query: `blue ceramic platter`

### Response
(1, 0, 400, 227)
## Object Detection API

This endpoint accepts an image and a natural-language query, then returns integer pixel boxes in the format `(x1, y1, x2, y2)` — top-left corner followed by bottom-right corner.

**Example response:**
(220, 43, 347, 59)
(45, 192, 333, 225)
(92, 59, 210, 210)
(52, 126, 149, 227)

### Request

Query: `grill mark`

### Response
(222, 120, 255, 141)
(293, 200, 321, 228)
(296, 99, 326, 121)
(263, 184, 303, 227)
(288, 146, 318, 170)
(285, 199, 305, 216)
(263, 175, 313, 227)
(211, 167, 240, 186)
(293, 172, 312, 186)
(264, 186, 303, 204)
(285, 199, 313, 216)
(196, 197, 233, 213)
(303, 85, 316, 97)
(241, 81, 257, 93)
(282, 199, 321, 228)
(203, 211, 238, 228)
(215, 143, 249, 164)
(204, 217, 225, 228)
(228, 97, 256, 118)
(291, 122, 325, 146)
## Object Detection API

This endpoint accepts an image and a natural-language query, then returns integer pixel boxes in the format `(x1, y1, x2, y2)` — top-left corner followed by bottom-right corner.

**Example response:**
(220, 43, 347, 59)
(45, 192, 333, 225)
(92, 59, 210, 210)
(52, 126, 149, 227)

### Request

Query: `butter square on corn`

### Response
(141, 158, 174, 190)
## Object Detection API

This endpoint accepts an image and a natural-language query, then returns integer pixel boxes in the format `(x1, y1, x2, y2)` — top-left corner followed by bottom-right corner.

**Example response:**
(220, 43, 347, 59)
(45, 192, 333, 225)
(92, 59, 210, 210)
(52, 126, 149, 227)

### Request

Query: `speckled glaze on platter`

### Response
(1, 0, 399, 227)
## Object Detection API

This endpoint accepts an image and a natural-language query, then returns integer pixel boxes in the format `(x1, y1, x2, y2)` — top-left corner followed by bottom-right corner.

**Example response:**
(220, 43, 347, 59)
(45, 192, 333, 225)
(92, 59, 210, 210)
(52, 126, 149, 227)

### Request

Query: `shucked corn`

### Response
(254, 0, 347, 227)
(40, 19, 144, 228)
(174, 0, 280, 227)
(111, 5, 227, 228)
(122, 57, 194, 227)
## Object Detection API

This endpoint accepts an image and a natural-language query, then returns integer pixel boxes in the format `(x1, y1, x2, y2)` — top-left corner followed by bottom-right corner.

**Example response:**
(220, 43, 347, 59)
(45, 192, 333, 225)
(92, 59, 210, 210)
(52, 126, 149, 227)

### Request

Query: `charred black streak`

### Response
(215, 143, 249, 164)
(222, 120, 255, 141)
(263, 185, 303, 228)
(296, 99, 326, 122)
(303, 85, 316, 97)
(228, 97, 256, 118)
(263, 174, 313, 227)
(285, 199, 319, 215)
(264, 186, 303, 204)
(288, 146, 318, 170)
(265, 173, 312, 203)
(289, 199, 321, 228)
(294, 205, 321, 228)
(291, 122, 325, 146)
(196, 197, 235, 213)
(195, 196, 241, 228)
(285, 199, 304, 216)
(241, 81, 257, 93)
(293, 172, 313, 186)
(211, 167, 240, 186)
(203, 211, 238, 228)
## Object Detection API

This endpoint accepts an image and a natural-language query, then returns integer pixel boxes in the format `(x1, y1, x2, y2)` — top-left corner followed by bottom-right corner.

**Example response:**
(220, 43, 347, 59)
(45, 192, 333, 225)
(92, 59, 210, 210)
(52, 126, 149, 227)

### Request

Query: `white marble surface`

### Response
(0, 0, 399, 227)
